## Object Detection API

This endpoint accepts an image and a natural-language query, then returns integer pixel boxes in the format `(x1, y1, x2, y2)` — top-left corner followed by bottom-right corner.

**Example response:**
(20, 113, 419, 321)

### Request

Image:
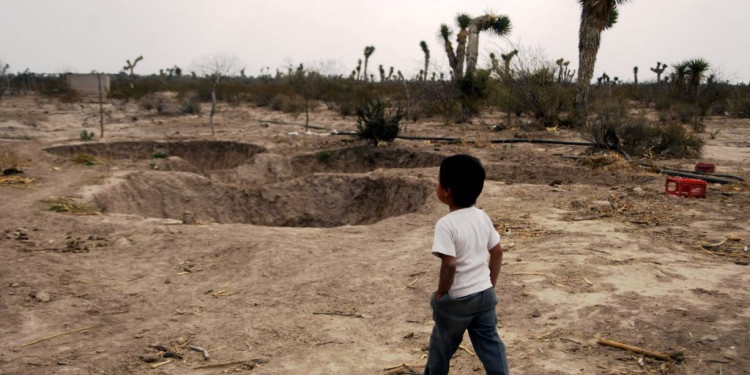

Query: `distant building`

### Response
(65, 74, 110, 95)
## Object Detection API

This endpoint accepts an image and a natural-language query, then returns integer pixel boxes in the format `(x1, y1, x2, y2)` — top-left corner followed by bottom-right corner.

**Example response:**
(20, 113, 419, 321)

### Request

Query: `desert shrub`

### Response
(727, 88, 750, 118)
(504, 66, 573, 127)
(79, 130, 95, 141)
(269, 93, 305, 114)
(72, 153, 103, 165)
(316, 150, 332, 164)
(355, 100, 402, 143)
(0, 148, 22, 169)
(619, 121, 703, 158)
(181, 98, 202, 114)
(673, 103, 700, 123)
(581, 99, 628, 150)
(42, 197, 98, 215)
(152, 149, 168, 159)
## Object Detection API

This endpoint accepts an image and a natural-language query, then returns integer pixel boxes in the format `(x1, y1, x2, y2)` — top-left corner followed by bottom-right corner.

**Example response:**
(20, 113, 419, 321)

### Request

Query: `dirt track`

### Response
(1, 96, 749, 375)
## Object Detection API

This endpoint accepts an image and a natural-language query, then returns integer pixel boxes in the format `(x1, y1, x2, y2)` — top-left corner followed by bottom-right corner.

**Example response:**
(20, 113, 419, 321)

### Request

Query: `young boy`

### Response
(425, 154, 509, 375)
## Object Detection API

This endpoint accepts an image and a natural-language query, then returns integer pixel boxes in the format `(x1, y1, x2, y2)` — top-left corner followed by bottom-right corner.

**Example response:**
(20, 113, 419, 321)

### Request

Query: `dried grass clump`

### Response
(1, 148, 23, 169)
(41, 197, 98, 215)
(0, 175, 33, 186)
(72, 153, 103, 165)
(578, 153, 637, 172)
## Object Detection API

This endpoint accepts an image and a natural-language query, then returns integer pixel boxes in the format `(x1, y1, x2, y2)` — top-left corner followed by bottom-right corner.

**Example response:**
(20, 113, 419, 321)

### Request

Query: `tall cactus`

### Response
(454, 14, 471, 80)
(633, 66, 638, 85)
(465, 13, 512, 77)
(363, 46, 376, 82)
(420, 41, 430, 82)
(501, 49, 518, 75)
(439, 24, 458, 81)
(123, 55, 143, 88)
(556, 58, 565, 83)
(650, 62, 666, 83)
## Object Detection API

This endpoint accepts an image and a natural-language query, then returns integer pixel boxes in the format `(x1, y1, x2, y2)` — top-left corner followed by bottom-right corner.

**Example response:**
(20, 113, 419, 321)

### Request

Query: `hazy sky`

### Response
(2, 0, 748, 83)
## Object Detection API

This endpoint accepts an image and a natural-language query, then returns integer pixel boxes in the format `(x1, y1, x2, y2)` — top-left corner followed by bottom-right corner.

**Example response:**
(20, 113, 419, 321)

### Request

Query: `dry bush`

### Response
(41, 197, 98, 215)
(72, 153, 103, 165)
(0, 148, 23, 169)
(269, 93, 305, 115)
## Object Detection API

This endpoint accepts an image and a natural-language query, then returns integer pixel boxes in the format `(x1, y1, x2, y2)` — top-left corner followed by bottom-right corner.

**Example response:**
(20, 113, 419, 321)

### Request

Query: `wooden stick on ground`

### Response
(402, 278, 419, 290)
(194, 360, 253, 370)
(598, 338, 681, 361)
(150, 359, 172, 368)
(22, 326, 93, 347)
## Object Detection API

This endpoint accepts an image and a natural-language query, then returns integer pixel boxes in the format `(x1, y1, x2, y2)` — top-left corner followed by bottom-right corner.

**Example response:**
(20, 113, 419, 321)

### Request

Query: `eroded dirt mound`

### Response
(485, 160, 657, 186)
(91, 171, 433, 227)
(44, 140, 265, 170)
(290, 145, 444, 175)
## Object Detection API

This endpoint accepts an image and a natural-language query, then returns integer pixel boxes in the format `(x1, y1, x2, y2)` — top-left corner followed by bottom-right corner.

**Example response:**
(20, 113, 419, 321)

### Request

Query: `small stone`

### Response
(177, 337, 187, 345)
(182, 211, 196, 225)
(632, 187, 645, 196)
(57, 361, 68, 366)
(33, 291, 51, 302)
(531, 308, 541, 318)
(164, 279, 171, 284)
(722, 346, 738, 360)
(9, 282, 20, 288)
(700, 335, 719, 343)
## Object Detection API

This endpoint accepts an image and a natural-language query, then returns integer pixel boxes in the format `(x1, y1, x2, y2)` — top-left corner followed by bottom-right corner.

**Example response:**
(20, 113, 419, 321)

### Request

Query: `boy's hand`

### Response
(435, 291, 446, 300)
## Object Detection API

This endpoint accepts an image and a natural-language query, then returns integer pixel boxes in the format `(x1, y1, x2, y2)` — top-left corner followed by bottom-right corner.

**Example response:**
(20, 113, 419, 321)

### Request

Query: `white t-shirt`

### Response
(431, 206, 501, 298)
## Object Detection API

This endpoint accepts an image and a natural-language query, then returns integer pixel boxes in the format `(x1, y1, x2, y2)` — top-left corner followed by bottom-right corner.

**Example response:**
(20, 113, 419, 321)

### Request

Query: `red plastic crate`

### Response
(694, 162, 716, 173)
(665, 177, 707, 198)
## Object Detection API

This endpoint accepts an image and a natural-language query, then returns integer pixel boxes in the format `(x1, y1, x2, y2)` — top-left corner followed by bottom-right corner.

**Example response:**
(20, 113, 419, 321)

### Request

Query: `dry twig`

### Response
(22, 326, 92, 347)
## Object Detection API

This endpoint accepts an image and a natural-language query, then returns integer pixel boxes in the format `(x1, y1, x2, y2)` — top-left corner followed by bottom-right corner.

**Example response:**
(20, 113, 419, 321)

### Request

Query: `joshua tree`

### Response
(123, 55, 143, 88)
(573, 0, 631, 127)
(501, 49, 518, 75)
(651, 61, 666, 83)
(633, 66, 638, 85)
(465, 13, 512, 77)
(438, 24, 458, 80)
(686, 58, 710, 102)
(387, 67, 394, 81)
(379, 65, 386, 82)
(420, 41, 430, 81)
(454, 14, 471, 80)
(556, 58, 565, 83)
(356, 59, 362, 80)
(363, 46, 375, 82)
(0, 63, 9, 100)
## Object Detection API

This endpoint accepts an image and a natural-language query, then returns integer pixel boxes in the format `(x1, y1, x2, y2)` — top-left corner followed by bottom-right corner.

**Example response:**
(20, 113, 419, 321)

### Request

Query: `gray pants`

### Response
(425, 288, 509, 375)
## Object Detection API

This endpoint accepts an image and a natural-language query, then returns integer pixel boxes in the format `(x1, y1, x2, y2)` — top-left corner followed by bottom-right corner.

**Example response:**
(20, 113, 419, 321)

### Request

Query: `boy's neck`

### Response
(448, 204, 471, 212)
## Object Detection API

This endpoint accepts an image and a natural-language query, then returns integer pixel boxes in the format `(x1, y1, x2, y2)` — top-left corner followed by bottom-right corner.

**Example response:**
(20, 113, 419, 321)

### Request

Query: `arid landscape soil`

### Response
(1, 95, 748, 375)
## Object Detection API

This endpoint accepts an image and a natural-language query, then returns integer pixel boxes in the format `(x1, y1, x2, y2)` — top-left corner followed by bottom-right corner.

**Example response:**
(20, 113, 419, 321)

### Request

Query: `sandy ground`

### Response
(0, 95, 748, 375)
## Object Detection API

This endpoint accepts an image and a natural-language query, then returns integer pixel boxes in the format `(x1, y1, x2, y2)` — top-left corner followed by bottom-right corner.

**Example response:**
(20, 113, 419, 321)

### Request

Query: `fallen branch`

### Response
(194, 360, 252, 370)
(22, 325, 92, 347)
(189, 345, 210, 360)
(402, 278, 419, 290)
(598, 338, 683, 362)
(384, 363, 422, 375)
(313, 311, 363, 318)
(459, 344, 476, 356)
(150, 359, 172, 368)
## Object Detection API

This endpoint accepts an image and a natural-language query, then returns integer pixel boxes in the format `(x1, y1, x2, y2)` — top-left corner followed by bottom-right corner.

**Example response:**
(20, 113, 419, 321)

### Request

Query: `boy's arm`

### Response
(435, 253, 457, 300)
(489, 243, 503, 287)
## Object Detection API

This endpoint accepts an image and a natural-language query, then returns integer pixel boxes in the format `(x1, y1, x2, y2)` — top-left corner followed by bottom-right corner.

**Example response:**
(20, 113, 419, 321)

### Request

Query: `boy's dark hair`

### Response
(439, 154, 486, 207)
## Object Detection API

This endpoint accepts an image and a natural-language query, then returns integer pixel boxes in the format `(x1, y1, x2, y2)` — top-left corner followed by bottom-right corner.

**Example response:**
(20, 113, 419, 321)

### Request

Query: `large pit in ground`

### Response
(91, 171, 433, 227)
(44, 140, 266, 171)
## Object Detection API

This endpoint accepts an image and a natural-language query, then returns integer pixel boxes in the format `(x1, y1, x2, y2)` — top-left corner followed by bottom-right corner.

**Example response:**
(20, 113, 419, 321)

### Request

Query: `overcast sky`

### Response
(1, 0, 748, 83)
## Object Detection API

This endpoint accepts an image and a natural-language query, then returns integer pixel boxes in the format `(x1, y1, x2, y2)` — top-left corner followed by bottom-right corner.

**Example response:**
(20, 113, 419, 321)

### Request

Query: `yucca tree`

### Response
(454, 13, 472, 80)
(672, 61, 690, 94)
(465, 14, 512, 77)
(633, 66, 638, 85)
(573, 0, 631, 127)
(420, 41, 430, 82)
(501, 49, 518, 75)
(363, 46, 375, 82)
(438, 24, 458, 80)
(686, 58, 709, 89)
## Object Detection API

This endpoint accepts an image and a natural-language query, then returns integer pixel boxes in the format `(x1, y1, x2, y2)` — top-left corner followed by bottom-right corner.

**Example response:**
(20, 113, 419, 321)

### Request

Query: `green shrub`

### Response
(79, 130, 95, 141)
(316, 150, 332, 164)
(269, 93, 305, 114)
(355, 100, 402, 143)
(152, 149, 168, 159)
